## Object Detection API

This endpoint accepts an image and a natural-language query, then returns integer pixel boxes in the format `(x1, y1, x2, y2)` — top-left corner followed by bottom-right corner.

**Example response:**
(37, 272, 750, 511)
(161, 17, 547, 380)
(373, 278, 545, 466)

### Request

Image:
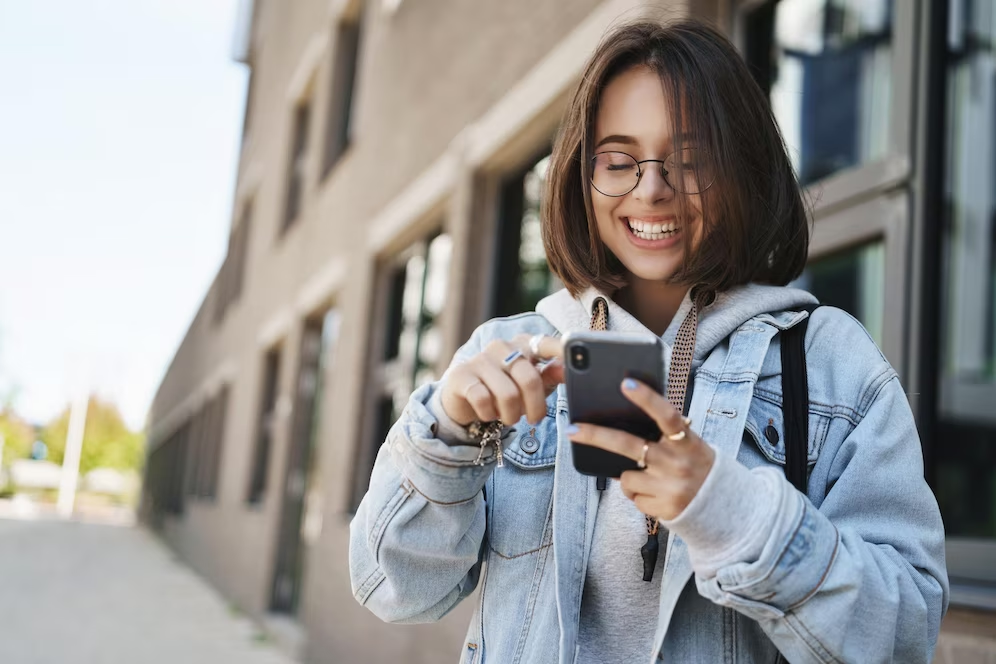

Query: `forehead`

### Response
(594, 65, 682, 146)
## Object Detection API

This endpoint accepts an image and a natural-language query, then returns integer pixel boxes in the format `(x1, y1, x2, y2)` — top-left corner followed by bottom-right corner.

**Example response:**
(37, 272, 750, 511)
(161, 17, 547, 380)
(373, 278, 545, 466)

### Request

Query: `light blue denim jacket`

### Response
(349, 285, 948, 664)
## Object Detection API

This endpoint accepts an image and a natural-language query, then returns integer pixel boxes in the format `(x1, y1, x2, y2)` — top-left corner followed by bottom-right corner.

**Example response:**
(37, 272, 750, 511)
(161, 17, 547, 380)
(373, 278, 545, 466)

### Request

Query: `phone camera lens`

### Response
(569, 344, 589, 371)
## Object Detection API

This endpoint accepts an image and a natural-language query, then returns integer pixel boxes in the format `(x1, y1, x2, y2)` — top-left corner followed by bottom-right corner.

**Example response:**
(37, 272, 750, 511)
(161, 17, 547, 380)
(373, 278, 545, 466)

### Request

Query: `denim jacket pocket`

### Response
(743, 393, 829, 468)
(486, 404, 558, 559)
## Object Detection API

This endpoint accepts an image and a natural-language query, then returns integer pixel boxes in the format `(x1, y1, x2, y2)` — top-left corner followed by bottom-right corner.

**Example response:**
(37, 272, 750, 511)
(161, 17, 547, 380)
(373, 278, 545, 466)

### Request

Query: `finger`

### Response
(632, 493, 658, 518)
(538, 358, 564, 392)
(565, 422, 648, 462)
(506, 357, 547, 425)
(475, 356, 525, 424)
(620, 469, 659, 497)
(463, 379, 499, 422)
(487, 338, 547, 424)
(620, 378, 686, 442)
(510, 333, 563, 363)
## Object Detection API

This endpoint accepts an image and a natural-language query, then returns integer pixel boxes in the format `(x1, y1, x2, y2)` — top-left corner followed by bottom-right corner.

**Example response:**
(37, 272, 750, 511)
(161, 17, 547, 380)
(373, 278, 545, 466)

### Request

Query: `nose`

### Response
(632, 163, 675, 203)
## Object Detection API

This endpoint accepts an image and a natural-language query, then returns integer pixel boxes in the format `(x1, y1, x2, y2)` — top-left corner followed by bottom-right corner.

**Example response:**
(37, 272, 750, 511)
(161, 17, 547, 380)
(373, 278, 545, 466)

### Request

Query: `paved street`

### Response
(0, 517, 298, 664)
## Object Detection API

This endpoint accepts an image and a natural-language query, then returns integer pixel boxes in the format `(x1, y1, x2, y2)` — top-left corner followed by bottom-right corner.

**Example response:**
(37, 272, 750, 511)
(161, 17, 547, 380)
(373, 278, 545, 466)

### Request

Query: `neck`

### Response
(614, 276, 690, 337)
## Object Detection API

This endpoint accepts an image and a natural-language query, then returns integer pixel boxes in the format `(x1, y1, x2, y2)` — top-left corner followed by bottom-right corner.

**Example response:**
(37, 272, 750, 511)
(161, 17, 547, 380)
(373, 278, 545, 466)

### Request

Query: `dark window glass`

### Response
(936, 0, 996, 540)
(322, 18, 362, 177)
(203, 386, 228, 499)
(215, 205, 252, 325)
(745, 0, 893, 185)
(283, 101, 311, 230)
(494, 153, 558, 317)
(272, 309, 339, 613)
(352, 233, 451, 510)
(248, 347, 282, 504)
(792, 241, 885, 345)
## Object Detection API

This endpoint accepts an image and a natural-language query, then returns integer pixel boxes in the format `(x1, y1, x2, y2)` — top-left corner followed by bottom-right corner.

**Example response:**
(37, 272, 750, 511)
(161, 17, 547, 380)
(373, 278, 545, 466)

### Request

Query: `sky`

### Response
(0, 0, 249, 430)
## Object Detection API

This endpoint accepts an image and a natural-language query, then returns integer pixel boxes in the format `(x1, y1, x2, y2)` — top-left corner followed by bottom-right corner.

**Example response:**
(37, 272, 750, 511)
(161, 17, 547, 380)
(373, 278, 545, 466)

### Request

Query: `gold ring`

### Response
(637, 441, 650, 469)
(666, 430, 687, 441)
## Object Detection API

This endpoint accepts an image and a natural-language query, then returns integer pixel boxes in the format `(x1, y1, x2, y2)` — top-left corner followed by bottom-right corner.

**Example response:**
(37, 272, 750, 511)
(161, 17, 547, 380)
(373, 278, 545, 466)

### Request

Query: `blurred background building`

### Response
(140, 0, 996, 661)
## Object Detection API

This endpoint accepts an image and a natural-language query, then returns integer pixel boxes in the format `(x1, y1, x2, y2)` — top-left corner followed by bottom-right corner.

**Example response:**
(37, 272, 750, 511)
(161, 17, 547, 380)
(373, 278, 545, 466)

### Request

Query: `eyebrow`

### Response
(594, 134, 638, 149)
(594, 132, 698, 150)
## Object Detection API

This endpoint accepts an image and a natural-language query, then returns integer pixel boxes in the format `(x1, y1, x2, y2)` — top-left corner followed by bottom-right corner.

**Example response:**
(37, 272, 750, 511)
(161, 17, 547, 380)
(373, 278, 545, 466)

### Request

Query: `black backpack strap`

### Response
(780, 303, 822, 493)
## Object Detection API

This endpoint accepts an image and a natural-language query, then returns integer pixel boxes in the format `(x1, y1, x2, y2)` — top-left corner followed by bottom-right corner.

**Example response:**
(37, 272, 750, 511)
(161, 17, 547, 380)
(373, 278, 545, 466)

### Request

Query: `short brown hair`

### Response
(543, 18, 810, 297)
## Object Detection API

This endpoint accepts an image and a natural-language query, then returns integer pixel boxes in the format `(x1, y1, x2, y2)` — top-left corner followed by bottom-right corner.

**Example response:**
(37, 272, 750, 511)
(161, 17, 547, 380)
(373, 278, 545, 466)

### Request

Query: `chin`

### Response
(619, 257, 682, 283)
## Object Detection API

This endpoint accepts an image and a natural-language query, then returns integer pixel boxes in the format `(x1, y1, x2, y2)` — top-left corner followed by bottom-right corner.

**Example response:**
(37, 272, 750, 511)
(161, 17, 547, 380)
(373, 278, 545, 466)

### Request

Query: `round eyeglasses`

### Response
(589, 148, 716, 197)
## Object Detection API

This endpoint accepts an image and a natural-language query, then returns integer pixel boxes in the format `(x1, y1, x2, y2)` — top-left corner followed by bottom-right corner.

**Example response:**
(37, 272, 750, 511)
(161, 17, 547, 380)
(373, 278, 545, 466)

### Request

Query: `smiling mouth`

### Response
(626, 217, 681, 242)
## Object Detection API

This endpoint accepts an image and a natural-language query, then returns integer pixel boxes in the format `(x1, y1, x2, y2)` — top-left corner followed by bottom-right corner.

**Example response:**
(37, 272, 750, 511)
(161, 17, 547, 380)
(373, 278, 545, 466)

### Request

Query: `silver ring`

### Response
(502, 349, 525, 368)
(666, 430, 687, 441)
(638, 441, 650, 469)
(528, 334, 544, 359)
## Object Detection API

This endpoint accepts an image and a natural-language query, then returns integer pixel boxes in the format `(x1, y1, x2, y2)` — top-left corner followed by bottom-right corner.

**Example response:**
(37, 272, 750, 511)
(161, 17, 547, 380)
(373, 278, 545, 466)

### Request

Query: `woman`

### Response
(349, 19, 948, 664)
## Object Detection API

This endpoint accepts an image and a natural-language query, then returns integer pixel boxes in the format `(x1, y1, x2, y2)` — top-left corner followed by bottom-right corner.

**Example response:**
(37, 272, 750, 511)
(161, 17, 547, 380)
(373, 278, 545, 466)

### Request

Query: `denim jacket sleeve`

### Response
(348, 325, 498, 624)
(684, 365, 949, 663)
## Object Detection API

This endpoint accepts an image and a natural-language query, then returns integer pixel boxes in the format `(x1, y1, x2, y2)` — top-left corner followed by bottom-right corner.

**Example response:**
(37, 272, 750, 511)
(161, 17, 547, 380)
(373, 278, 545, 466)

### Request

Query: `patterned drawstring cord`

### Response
(589, 287, 711, 581)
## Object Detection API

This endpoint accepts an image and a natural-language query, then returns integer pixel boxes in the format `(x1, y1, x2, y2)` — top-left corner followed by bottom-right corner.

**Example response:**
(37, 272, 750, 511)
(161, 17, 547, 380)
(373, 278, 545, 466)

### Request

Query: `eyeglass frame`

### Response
(588, 149, 716, 198)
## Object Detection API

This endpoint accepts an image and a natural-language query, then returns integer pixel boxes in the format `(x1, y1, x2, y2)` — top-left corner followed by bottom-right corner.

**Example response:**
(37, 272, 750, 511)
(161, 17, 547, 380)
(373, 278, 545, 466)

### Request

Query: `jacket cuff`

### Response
(390, 383, 496, 504)
(426, 389, 476, 446)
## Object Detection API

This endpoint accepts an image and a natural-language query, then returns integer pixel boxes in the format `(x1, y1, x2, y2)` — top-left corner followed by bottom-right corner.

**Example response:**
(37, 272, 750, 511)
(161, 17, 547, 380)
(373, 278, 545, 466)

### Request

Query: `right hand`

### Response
(440, 334, 564, 427)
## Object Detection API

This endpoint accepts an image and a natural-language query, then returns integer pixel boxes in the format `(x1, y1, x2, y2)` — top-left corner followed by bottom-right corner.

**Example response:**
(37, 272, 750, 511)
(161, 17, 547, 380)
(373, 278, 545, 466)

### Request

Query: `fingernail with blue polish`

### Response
(622, 378, 637, 390)
(565, 424, 579, 435)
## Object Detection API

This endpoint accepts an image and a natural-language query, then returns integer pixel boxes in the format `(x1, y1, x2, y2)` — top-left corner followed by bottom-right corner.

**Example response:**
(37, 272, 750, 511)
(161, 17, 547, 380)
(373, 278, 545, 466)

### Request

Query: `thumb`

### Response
(540, 358, 564, 394)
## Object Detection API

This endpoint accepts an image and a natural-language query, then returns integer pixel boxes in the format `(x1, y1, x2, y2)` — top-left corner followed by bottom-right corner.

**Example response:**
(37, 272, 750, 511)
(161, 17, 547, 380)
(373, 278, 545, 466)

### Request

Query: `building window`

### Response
(935, 0, 996, 553)
(215, 204, 252, 324)
(493, 152, 559, 317)
(182, 386, 228, 501)
(321, 14, 362, 178)
(352, 232, 451, 509)
(146, 422, 189, 523)
(793, 241, 885, 346)
(745, 0, 893, 185)
(248, 346, 282, 504)
(271, 308, 339, 613)
(283, 100, 312, 231)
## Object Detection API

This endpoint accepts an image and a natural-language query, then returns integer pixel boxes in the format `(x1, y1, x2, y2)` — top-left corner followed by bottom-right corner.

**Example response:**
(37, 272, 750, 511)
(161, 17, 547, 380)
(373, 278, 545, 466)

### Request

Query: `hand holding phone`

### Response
(563, 331, 665, 477)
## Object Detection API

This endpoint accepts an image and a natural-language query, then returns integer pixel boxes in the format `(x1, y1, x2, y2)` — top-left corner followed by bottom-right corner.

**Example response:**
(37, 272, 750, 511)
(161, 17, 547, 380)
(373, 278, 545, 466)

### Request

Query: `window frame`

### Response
(350, 228, 449, 512)
(804, 191, 909, 372)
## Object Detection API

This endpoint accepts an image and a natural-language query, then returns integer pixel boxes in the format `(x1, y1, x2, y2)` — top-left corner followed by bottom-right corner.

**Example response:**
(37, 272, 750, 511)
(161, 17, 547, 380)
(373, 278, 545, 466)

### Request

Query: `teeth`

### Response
(627, 218, 680, 241)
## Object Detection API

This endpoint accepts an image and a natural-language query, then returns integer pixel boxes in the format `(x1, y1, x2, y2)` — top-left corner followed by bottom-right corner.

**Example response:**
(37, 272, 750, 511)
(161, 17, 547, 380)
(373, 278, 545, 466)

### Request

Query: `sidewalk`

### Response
(0, 517, 298, 664)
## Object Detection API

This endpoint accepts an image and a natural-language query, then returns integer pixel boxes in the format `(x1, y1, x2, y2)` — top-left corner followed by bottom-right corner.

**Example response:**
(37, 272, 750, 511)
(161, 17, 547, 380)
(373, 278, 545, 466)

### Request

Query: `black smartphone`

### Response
(563, 331, 665, 478)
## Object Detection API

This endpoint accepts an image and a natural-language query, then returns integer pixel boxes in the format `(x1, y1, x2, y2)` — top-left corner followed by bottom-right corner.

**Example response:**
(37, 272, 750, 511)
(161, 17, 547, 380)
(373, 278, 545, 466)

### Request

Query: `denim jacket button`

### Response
(520, 435, 540, 454)
(764, 425, 779, 445)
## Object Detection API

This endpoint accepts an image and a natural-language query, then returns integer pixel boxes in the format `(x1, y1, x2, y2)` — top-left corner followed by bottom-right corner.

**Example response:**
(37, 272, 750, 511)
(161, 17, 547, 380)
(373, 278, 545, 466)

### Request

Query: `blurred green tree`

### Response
(40, 397, 145, 475)
(0, 408, 35, 466)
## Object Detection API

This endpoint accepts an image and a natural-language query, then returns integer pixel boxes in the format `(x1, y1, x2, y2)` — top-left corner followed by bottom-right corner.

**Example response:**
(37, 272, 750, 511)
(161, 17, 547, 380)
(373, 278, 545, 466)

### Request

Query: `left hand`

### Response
(566, 378, 716, 521)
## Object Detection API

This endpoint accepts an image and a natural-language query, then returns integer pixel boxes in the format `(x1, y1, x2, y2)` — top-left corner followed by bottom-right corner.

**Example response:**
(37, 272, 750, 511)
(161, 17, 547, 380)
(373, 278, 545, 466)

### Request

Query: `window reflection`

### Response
(936, 0, 996, 540)
(793, 241, 885, 345)
(494, 152, 560, 317)
(748, 0, 893, 185)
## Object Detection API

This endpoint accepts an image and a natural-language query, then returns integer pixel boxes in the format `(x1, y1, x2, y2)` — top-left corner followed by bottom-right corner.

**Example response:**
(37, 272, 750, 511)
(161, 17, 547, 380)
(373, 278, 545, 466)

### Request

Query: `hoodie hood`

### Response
(535, 284, 818, 361)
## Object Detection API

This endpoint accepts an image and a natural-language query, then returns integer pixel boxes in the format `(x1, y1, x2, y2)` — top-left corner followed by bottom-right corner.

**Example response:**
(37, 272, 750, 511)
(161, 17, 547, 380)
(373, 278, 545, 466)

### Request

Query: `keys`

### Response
(471, 420, 505, 468)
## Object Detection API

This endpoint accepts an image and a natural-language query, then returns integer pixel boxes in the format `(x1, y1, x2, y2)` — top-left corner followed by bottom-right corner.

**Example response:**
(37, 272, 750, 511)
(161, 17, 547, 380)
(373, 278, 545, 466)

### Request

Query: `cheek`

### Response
(591, 190, 617, 228)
